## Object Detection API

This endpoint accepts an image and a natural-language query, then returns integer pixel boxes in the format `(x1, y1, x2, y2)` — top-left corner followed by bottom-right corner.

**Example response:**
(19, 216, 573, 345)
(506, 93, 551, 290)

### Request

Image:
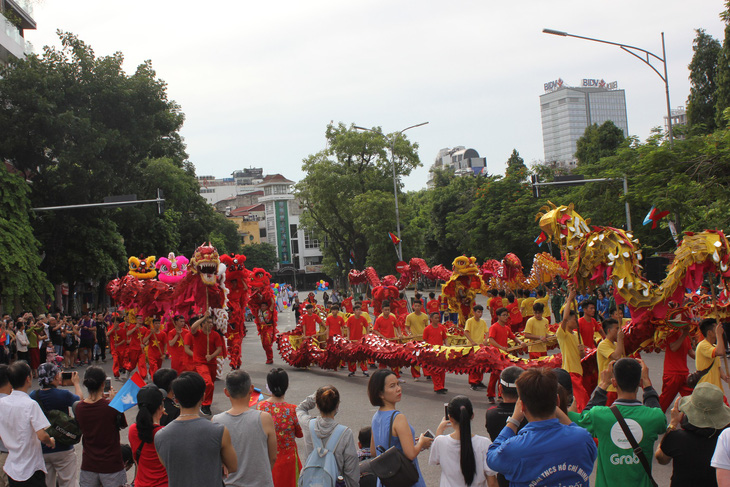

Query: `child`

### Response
(357, 426, 372, 461)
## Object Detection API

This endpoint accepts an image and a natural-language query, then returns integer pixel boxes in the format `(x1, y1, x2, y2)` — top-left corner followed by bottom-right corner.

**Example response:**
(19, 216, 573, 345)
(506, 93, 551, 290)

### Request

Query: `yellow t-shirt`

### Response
(596, 338, 618, 392)
(524, 316, 549, 353)
(697, 339, 722, 390)
(556, 326, 582, 375)
(502, 298, 509, 307)
(405, 312, 428, 337)
(521, 297, 536, 317)
(464, 317, 487, 345)
(534, 296, 548, 307)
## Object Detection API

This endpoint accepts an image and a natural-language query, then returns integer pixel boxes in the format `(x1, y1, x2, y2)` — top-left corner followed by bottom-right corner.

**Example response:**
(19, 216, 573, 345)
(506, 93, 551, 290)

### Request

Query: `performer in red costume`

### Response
(423, 312, 449, 394)
(188, 312, 223, 415)
(144, 316, 167, 379)
(167, 315, 191, 374)
(107, 314, 128, 380)
(126, 314, 149, 379)
(346, 305, 370, 377)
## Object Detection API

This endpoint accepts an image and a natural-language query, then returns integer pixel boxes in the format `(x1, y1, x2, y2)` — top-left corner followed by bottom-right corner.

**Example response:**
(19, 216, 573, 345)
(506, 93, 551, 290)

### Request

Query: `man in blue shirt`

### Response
(487, 368, 597, 486)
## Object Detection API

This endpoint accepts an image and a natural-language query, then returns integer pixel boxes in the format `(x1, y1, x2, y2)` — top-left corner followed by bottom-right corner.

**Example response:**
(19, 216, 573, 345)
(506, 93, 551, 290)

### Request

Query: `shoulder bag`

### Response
(364, 411, 419, 487)
(609, 405, 658, 487)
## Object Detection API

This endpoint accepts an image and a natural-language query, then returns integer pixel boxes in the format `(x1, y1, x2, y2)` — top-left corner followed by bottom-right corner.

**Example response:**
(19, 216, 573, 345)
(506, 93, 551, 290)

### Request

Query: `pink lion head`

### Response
(156, 252, 189, 284)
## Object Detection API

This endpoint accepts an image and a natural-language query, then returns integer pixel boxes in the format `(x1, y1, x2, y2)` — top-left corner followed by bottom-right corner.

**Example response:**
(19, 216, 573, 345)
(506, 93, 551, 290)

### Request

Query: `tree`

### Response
(574, 121, 625, 167)
(0, 165, 53, 312)
(242, 243, 278, 270)
(505, 149, 527, 178)
(296, 122, 421, 278)
(716, 3, 730, 128)
(687, 29, 721, 133)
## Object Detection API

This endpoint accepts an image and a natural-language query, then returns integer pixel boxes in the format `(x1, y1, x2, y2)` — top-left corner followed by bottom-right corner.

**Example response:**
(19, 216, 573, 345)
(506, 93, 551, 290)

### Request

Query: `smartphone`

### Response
(424, 429, 434, 439)
(104, 378, 111, 394)
(61, 372, 72, 380)
(444, 403, 449, 420)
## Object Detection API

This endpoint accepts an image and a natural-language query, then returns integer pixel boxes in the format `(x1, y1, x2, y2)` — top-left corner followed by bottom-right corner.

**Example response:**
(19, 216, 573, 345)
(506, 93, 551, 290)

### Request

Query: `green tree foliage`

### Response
(505, 149, 527, 178)
(0, 32, 239, 284)
(296, 122, 421, 278)
(574, 121, 626, 167)
(716, 3, 730, 128)
(0, 165, 52, 312)
(242, 243, 278, 270)
(687, 29, 721, 134)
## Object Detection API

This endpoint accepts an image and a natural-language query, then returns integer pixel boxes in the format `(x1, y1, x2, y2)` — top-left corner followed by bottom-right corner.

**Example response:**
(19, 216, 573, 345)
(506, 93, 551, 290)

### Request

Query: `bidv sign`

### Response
(544, 78, 564, 92)
(582, 79, 618, 90)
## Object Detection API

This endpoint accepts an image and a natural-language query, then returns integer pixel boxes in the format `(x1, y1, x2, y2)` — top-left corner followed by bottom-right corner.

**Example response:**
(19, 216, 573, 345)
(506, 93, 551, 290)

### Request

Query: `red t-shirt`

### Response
(423, 324, 448, 346)
(190, 330, 223, 365)
(167, 328, 190, 360)
(128, 325, 149, 350)
(361, 301, 371, 314)
(426, 299, 440, 314)
(506, 302, 522, 325)
(326, 315, 345, 338)
(488, 297, 503, 314)
(128, 423, 168, 487)
(301, 314, 323, 336)
(75, 398, 127, 473)
(110, 324, 128, 350)
(146, 330, 167, 358)
(346, 315, 368, 341)
(578, 316, 602, 348)
(489, 322, 516, 348)
(374, 315, 398, 339)
(664, 335, 692, 374)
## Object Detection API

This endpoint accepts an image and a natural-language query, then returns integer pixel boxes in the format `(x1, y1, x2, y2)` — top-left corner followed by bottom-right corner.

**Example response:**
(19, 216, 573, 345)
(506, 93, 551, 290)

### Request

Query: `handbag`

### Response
(686, 358, 715, 388)
(609, 405, 658, 487)
(365, 411, 419, 487)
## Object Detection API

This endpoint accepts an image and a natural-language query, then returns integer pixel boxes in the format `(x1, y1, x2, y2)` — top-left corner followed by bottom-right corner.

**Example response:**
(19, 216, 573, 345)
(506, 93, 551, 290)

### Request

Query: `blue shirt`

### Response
(487, 418, 597, 487)
(371, 410, 425, 487)
(30, 388, 80, 454)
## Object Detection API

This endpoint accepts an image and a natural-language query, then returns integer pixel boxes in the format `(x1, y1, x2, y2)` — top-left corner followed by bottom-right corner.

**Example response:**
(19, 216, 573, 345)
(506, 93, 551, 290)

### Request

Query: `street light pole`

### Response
(543, 28, 674, 147)
(354, 122, 429, 261)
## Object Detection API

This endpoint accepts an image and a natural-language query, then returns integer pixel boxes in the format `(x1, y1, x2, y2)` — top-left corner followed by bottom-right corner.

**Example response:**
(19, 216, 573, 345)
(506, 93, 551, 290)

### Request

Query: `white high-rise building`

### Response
(540, 78, 628, 169)
(0, 0, 35, 67)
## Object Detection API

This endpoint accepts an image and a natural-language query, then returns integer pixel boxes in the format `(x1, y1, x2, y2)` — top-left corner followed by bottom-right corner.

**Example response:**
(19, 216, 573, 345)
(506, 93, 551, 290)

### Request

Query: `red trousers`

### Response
(348, 361, 368, 373)
(148, 354, 163, 379)
(378, 363, 400, 378)
(195, 362, 217, 406)
(468, 370, 483, 386)
(529, 351, 547, 359)
(112, 348, 128, 377)
(571, 373, 589, 412)
(488, 371, 500, 398)
(659, 373, 692, 412)
(170, 354, 189, 375)
(427, 367, 445, 391)
(411, 365, 421, 379)
(259, 325, 275, 362)
(127, 349, 148, 379)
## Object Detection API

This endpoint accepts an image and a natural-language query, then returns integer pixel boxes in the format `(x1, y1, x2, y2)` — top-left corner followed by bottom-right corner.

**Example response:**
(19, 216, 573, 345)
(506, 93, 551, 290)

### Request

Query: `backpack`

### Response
(299, 421, 346, 487)
(31, 391, 82, 446)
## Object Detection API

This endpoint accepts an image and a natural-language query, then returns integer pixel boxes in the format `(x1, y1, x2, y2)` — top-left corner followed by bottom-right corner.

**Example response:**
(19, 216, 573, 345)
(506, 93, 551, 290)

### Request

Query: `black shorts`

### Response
(79, 338, 94, 350)
(64, 341, 77, 352)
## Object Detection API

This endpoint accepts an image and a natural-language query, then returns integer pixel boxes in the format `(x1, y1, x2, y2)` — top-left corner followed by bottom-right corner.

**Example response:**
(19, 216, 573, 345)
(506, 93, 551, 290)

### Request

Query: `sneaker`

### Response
(348, 372, 356, 377)
(414, 377, 421, 382)
(200, 405, 212, 415)
(475, 382, 487, 389)
(397, 378, 406, 383)
(362, 371, 369, 377)
(265, 359, 274, 365)
(115, 376, 122, 382)
(470, 385, 480, 391)
(488, 397, 496, 404)
(425, 376, 432, 381)
(435, 388, 448, 395)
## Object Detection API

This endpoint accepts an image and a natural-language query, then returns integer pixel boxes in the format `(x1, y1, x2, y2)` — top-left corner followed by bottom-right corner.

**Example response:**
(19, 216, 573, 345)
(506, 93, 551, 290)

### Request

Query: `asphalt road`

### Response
(55, 290, 688, 486)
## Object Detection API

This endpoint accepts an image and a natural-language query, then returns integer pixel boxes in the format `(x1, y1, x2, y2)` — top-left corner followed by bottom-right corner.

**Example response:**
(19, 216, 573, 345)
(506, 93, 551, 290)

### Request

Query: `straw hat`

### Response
(679, 383, 730, 429)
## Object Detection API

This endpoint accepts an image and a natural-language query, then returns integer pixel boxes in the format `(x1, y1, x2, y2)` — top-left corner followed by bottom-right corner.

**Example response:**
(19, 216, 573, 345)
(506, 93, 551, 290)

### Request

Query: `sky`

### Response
(23, 1, 728, 191)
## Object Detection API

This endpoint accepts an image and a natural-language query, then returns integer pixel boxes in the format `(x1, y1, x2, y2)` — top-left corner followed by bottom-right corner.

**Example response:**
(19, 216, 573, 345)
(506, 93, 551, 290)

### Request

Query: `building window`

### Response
(260, 228, 267, 238)
(304, 232, 320, 249)
(290, 224, 297, 235)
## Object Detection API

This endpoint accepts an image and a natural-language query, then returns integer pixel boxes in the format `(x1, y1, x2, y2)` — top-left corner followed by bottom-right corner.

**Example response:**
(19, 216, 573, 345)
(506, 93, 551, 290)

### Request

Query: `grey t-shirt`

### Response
(212, 409, 273, 487)
(154, 417, 225, 487)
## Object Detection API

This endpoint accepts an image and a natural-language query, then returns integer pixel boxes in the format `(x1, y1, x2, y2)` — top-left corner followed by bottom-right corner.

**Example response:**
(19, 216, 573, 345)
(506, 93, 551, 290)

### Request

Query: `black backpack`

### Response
(31, 391, 82, 446)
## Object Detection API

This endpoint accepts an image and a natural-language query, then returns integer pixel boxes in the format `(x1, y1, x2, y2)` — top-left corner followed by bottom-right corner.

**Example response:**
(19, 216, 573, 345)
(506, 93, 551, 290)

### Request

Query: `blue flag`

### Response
(109, 372, 145, 413)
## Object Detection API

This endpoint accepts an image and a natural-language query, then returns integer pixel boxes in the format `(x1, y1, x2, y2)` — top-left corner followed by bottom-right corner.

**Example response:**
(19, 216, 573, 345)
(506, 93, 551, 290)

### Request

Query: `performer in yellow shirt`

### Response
(523, 302, 549, 359)
(556, 284, 588, 412)
(405, 300, 429, 381)
(465, 305, 488, 390)
(595, 318, 624, 406)
(696, 318, 728, 392)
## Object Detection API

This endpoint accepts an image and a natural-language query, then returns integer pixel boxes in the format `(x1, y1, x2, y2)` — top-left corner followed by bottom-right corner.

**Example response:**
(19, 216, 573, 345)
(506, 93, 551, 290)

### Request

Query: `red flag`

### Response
(535, 232, 547, 247)
(388, 232, 401, 245)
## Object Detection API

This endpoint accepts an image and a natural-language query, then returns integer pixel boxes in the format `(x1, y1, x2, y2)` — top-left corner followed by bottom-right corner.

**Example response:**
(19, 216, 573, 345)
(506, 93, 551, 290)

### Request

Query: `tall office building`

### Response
(0, 0, 35, 67)
(540, 79, 628, 169)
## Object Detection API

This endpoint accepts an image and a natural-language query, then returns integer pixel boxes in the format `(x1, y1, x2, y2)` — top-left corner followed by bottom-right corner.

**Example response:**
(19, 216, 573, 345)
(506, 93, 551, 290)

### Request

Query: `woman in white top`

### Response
(429, 396, 498, 487)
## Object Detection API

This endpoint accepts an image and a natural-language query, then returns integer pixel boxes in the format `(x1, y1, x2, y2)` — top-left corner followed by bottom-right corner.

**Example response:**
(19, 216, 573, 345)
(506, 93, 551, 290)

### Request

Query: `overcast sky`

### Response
(24, 1, 727, 191)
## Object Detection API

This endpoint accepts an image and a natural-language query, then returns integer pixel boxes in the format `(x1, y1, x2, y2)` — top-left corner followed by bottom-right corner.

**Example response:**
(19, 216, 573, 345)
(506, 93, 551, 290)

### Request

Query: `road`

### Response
(59, 290, 684, 485)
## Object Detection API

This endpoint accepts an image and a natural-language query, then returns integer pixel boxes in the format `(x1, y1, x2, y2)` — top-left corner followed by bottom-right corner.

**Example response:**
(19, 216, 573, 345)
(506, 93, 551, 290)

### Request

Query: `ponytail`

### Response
(448, 395, 476, 486)
(136, 406, 155, 444)
(135, 385, 164, 444)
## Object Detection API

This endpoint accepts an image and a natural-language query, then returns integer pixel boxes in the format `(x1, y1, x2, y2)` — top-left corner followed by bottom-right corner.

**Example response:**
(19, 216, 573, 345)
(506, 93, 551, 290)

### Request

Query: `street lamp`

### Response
(543, 28, 674, 147)
(353, 122, 429, 261)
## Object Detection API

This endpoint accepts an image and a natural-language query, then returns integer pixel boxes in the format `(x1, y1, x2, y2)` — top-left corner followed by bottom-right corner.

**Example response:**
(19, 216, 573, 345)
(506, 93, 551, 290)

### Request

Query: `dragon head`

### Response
(536, 201, 591, 249)
(451, 255, 479, 276)
(220, 253, 248, 280)
(128, 255, 157, 279)
(156, 252, 189, 284)
(189, 243, 220, 285)
(249, 267, 272, 291)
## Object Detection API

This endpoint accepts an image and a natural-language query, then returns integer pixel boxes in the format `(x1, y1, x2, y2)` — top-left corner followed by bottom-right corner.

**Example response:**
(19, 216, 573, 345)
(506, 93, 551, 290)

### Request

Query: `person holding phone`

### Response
(367, 369, 433, 487)
(430, 396, 499, 487)
(31, 363, 84, 487)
